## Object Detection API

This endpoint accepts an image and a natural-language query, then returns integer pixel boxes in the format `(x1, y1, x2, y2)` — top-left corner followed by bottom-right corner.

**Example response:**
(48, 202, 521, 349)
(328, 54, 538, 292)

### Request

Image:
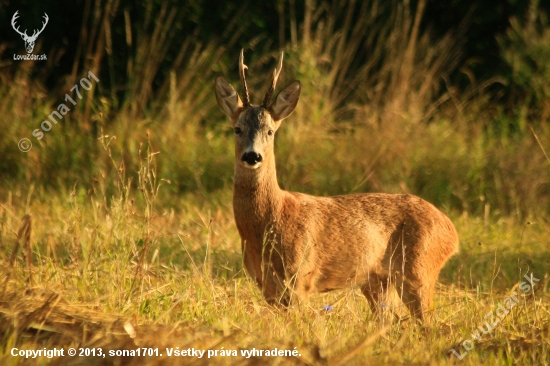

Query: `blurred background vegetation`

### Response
(1, 0, 550, 220)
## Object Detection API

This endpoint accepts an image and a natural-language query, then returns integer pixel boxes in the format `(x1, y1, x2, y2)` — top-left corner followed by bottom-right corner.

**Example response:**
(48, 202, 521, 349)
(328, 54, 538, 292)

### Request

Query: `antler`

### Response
(30, 13, 48, 39)
(262, 52, 284, 107)
(11, 11, 27, 37)
(239, 49, 250, 107)
(11, 12, 48, 40)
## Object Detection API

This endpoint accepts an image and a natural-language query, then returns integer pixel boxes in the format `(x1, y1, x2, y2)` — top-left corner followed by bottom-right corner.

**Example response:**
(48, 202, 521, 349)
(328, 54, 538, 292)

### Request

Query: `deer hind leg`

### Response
(360, 274, 393, 316)
(395, 272, 436, 324)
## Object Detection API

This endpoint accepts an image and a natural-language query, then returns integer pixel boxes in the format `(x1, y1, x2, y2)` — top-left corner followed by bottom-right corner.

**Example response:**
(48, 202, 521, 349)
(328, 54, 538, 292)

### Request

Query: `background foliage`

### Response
(1, 0, 550, 217)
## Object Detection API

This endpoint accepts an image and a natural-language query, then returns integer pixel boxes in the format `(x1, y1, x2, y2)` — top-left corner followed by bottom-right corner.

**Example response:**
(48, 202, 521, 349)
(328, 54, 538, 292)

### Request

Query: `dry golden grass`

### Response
(1, 169, 549, 365)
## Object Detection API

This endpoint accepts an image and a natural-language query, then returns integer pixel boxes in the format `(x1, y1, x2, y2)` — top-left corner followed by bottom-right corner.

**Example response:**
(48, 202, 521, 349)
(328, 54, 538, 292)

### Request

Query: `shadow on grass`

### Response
(439, 249, 550, 292)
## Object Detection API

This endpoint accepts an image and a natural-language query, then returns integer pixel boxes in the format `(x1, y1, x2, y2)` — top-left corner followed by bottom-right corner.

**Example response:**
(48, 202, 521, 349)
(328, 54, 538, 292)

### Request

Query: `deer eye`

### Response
(234, 127, 242, 135)
(267, 130, 274, 136)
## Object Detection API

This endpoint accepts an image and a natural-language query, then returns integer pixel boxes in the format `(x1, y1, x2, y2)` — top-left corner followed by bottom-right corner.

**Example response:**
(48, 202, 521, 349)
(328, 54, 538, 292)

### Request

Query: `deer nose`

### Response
(242, 151, 263, 165)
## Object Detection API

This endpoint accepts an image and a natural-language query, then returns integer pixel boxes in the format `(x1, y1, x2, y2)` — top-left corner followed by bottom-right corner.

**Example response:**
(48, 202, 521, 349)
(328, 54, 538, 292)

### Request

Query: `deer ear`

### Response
(269, 81, 301, 121)
(215, 76, 243, 120)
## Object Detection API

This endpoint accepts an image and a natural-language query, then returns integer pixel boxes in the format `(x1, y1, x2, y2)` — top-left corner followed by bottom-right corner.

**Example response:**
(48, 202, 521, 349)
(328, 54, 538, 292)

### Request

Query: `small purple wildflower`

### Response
(323, 305, 333, 311)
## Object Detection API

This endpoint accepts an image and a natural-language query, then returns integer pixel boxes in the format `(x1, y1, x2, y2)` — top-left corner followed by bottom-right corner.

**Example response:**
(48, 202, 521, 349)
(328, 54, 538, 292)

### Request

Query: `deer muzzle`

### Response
(241, 151, 263, 168)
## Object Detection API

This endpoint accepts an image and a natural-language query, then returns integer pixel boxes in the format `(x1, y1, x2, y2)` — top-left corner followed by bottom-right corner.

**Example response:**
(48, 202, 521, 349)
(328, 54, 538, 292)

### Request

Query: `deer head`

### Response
(215, 50, 301, 169)
(12, 11, 49, 54)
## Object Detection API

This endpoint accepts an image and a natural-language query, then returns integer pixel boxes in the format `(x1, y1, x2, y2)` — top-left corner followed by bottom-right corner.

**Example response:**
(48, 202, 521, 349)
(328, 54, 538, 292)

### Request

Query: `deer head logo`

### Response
(11, 11, 49, 54)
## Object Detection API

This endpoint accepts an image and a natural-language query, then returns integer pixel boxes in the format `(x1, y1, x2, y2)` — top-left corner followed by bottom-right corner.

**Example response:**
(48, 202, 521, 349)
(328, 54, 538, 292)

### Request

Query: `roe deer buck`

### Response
(215, 50, 459, 322)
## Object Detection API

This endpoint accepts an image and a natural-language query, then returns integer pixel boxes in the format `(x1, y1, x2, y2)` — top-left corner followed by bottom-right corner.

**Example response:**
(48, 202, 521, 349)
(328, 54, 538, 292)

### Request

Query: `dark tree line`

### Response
(0, 0, 548, 113)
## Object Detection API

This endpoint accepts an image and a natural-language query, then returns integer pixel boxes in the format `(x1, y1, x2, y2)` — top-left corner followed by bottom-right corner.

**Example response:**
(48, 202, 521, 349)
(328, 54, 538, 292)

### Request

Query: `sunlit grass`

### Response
(1, 156, 549, 364)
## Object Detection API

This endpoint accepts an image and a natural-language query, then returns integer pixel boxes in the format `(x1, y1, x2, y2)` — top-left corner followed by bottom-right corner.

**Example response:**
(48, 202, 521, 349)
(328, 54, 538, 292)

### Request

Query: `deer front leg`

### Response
(260, 262, 291, 307)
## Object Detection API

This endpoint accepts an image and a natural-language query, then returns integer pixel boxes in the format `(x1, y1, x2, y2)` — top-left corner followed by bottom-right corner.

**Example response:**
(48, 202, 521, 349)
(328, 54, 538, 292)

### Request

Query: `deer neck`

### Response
(233, 153, 283, 230)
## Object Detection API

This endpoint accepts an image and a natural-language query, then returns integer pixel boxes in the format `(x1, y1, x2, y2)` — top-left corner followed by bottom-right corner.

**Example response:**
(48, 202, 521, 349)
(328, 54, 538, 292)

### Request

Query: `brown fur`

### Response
(215, 52, 459, 322)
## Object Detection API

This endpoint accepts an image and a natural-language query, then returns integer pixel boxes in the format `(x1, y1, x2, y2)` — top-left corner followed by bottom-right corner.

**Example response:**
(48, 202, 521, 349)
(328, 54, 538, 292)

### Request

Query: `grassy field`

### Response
(1, 0, 550, 364)
(0, 167, 549, 365)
